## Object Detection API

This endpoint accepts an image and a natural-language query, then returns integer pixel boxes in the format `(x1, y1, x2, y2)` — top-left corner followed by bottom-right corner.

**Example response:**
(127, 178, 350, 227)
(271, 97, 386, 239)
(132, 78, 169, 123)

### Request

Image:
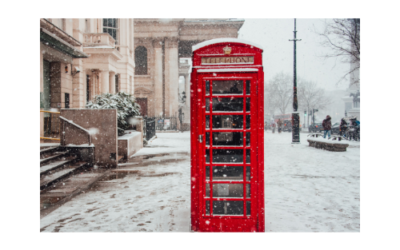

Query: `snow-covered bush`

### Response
(86, 92, 141, 135)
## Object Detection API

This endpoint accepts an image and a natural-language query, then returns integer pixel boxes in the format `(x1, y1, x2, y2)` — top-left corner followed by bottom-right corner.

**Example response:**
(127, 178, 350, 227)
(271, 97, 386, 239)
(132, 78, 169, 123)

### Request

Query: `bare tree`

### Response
(298, 79, 332, 125)
(265, 73, 292, 115)
(317, 18, 360, 85)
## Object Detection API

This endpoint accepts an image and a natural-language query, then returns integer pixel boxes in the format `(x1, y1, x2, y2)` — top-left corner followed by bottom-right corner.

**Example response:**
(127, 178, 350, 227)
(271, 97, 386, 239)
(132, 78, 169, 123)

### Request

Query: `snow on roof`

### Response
(192, 38, 263, 51)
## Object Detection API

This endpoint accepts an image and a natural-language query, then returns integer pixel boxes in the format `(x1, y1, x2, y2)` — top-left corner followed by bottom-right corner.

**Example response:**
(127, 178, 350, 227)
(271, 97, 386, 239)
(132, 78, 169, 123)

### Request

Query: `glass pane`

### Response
(213, 201, 243, 215)
(108, 18, 113, 27)
(205, 80, 210, 95)
(246, 201, 251, 216)
(246, 149, 251, 163)
(206, 184, 210, 197)
(246, 184, 251, 198)
(206, 200, 210, 215)
(212, 98, 243, 112)
(206, 132, 210, 145)
(212, 115, 244, 129)
(212, 149, 243, 163)
(212, 132, 243, 146)
(112, 29, 116, 40)
(206, 166, 210, 180)
(246, 80, 250, 95)
(246, 98, 250, 112)
(206, 149, 210, 163)
(212, 166, 243, 181)
(206, 116, 210, 128)
(107, 29, 113, 37)
(213, 184, 243, 198)
(246, 132, 250, 146)
(206, 98, 210, 112)
(212, 80, 243, 95)
(103, 28, 107, 33)
(103, 19, 107, 26)
(246, 115, 250, 129)
(246, 166, 251, 181)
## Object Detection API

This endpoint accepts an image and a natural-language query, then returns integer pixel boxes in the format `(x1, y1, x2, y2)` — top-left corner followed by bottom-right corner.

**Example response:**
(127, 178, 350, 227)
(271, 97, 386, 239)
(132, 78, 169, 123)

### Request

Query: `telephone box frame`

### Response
(190, 39, 265, 232)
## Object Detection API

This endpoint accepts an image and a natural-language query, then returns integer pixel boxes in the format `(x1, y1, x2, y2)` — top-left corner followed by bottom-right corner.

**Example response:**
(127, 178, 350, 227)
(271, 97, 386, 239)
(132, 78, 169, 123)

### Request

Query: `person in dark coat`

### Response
(322, 115, 332, 139)
(339, 118, 348, 137)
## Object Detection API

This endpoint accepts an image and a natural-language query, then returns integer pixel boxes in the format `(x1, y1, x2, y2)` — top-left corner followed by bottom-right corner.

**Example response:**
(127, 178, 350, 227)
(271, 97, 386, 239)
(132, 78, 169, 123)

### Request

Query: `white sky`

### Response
(239, 19, 350, 91)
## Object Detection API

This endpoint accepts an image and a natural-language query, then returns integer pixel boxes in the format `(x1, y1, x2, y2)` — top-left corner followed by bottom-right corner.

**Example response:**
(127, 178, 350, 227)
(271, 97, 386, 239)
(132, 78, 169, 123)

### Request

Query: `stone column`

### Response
(165, 37, 179, 117)
(72, 57, 85, 107)
(109, 71, 116, 94)
(153, 38, 163, 117)
(185, 74, 190, 107)
(101, 70, 109, 94)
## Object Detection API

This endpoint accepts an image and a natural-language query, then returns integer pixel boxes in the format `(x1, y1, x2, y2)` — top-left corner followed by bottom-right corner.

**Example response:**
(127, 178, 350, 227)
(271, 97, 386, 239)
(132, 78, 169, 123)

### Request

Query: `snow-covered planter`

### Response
(307, 137, 349, 152)
(86, 92, 141, 136)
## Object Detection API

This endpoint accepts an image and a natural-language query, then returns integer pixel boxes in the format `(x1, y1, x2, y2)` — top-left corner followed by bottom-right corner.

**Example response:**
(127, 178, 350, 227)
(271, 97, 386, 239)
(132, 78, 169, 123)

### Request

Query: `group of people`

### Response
(322, 115, 360, 139)
(270, 119, 283, 133)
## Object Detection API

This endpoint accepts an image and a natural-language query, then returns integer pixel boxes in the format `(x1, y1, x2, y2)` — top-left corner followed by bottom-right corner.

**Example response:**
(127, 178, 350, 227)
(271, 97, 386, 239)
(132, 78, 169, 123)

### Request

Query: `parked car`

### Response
(282, 120, 292, 132)
(309, 123, 323, 133)
(331, 122, 340, 135)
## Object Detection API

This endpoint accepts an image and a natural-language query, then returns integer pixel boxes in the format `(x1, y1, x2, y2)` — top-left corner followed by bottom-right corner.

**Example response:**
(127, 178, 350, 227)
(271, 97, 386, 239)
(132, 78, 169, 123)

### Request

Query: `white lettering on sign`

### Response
(202, 56, 254, 65)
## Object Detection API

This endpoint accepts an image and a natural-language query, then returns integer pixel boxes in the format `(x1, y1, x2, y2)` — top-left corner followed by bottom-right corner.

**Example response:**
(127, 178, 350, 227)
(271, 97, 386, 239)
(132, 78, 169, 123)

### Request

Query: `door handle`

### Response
(198, 135, 203, 143)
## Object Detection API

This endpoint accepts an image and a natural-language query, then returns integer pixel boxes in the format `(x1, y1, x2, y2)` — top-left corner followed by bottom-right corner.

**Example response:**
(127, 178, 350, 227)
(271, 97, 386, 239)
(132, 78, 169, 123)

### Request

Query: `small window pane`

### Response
(212, 149, 243, 163)
(212, 98, 243, 112)
(206, 184, 210, 197)
(206, 149, 210, 163)
(246, 115, 250, 129)
(212, 166, 243, 181)
(206, 132, 210, 145)
(246, 98, 250, 111)
(213, 201, 243, 215)
(206, 200, 210, 215)
(246, 149, 251, 163)
(212, 115, 244, 129)
(206, 166, 210, 180)
(246, 166, 250, 181)
(205, 80, 210, 95)
(246, 80, 250, 95)
(246, 132, 250, 146)
(212, 132, 243, 146)
(206, 98, 210, 111)
(246, 201, 251, 216)
(206, 116, 210, 128)
(246, 184, 251, 198)
(212, 184, 243, 198)
(212, 80, 243, 95)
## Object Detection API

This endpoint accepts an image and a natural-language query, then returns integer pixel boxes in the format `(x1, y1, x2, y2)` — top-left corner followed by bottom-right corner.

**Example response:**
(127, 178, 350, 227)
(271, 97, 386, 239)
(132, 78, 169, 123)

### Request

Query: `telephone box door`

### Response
(196, 72, 261, 232)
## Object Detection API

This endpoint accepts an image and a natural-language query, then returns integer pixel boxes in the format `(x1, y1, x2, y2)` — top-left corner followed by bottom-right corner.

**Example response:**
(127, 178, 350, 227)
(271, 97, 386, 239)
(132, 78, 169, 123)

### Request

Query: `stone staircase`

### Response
(40, 146, 90, 190)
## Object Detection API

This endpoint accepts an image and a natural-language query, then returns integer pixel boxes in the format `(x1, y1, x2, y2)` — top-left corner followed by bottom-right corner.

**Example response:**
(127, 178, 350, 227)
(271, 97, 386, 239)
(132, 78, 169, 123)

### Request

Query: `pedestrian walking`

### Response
(339, 118, 348, 137)
(277, 119, 283, 133)
(272, 121, 276, 133)
(322, 115, 332, 139)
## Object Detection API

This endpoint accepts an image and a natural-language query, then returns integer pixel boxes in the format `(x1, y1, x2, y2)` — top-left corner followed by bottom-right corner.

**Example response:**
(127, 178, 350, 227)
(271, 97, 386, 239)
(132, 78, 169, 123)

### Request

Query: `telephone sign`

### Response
(190, 38, 265, 232)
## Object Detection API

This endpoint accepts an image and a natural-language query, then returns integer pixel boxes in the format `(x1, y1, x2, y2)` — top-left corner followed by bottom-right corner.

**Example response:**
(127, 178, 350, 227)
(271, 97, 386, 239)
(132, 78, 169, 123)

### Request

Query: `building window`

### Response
(353, 100, 360, 108)
(135, 46, 148, 75)
(103, 19, 118, 44)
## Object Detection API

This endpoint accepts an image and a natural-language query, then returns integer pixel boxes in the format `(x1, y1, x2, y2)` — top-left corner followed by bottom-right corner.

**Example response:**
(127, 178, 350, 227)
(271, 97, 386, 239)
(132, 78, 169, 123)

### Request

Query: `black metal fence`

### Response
(143, 117, 156, 141)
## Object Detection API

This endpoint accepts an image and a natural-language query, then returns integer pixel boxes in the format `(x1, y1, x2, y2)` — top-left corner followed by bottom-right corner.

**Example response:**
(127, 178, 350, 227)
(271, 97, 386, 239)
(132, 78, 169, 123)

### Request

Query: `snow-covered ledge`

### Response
(118, 131, 143, 159)
(307, 137, 349, 152)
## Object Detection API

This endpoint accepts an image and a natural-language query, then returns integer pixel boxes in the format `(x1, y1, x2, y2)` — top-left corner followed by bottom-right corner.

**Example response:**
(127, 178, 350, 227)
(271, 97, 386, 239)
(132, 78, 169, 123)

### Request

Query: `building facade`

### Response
(40, 18, 244, 138)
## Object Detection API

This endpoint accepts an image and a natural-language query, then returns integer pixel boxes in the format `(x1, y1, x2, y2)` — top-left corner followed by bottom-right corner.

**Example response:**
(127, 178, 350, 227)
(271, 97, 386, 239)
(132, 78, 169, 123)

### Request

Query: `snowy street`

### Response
(40, 131, 359, 232)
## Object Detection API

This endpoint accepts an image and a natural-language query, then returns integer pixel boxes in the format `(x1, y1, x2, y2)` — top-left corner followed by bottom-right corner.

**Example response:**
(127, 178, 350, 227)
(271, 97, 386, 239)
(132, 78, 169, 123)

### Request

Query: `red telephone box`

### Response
(190, 38, 265, 232)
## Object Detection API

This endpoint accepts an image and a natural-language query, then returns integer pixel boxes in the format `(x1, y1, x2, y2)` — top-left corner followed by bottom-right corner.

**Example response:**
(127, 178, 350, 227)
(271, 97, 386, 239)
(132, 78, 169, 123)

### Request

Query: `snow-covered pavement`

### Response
(40, 131, 359, 232)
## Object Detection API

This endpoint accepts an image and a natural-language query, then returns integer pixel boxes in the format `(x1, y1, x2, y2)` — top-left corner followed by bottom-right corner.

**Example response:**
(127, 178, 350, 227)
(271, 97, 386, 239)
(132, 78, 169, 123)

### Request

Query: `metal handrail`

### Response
(59, 116, 91, 146)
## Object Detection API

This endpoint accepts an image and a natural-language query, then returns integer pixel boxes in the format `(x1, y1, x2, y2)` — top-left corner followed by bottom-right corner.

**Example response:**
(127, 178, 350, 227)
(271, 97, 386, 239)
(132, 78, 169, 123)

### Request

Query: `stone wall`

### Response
(60, 109, 118, 167)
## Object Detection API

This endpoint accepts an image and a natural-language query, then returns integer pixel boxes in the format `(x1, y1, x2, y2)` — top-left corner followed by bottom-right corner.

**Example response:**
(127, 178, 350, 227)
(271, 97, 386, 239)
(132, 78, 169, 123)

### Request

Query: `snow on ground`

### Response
(40, 131, 359, 232)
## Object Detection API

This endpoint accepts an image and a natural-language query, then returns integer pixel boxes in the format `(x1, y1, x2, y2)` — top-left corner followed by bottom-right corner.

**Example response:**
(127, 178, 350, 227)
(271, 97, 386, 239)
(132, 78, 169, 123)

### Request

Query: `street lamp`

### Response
(289, 18, 302, 144)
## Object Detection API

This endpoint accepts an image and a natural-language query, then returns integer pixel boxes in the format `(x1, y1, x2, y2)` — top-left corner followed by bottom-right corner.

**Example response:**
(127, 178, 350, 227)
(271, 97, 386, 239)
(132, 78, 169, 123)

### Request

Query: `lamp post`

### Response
(289, 18, 301, 143)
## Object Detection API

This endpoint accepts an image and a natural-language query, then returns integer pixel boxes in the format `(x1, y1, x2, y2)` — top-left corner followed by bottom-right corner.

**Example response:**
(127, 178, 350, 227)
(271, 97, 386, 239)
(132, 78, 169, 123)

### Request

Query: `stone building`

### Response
(40, 18, 244, 137)
(132, 19, 244, 119)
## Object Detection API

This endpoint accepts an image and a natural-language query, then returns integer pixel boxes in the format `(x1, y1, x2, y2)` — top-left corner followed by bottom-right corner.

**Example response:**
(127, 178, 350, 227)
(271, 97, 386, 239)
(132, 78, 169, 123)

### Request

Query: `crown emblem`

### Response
(223, 46, 232, 55)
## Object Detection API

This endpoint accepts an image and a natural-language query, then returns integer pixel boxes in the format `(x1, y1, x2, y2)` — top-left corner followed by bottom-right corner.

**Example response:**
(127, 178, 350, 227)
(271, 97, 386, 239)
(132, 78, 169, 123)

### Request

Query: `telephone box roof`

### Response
(192, 38, 263, 52)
